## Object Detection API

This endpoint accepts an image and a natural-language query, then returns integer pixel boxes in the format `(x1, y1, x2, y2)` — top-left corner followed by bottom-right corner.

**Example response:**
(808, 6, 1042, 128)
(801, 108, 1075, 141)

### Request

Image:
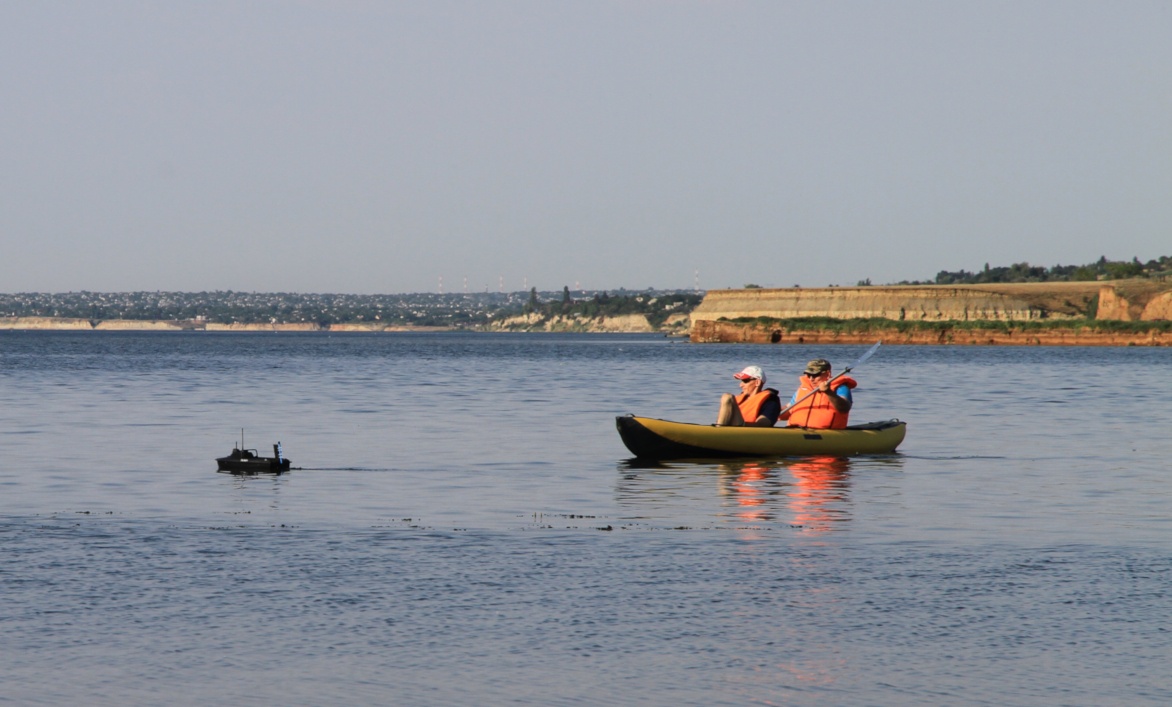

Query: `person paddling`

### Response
(716, 365, 781, 427)
(779, 358, 856, 429)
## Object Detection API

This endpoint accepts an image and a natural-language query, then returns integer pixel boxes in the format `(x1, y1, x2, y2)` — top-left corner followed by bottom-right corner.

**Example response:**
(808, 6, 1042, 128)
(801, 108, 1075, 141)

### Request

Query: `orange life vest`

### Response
(785, 375, 857, 429)
(736, 389, 779, 424)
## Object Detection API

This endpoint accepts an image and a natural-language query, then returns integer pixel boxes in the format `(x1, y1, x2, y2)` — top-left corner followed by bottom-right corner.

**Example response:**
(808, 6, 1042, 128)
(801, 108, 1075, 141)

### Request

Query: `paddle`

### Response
(782, 340, 882, 413)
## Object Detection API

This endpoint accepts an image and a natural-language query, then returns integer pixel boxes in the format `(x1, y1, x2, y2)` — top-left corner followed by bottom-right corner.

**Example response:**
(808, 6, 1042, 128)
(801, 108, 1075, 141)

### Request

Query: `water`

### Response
(2, 332, 1170, 705)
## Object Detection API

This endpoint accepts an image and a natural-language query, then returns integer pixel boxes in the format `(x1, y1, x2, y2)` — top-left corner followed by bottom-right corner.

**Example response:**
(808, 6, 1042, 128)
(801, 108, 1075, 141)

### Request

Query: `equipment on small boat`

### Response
(216, 430, 291, 473)
(616, 415, 906, 460)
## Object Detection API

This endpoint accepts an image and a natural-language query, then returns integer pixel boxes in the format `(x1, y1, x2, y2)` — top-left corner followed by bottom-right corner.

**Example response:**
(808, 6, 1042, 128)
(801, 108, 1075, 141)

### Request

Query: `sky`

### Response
(2, 1, 1169, 294)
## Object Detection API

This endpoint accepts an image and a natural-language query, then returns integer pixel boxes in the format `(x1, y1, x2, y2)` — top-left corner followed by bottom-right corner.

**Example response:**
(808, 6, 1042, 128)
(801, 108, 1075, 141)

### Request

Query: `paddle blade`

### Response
(844, 341, 881, 373)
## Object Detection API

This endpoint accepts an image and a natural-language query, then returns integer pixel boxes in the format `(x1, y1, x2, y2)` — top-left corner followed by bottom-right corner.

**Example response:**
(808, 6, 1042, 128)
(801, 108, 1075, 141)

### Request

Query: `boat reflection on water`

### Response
(617, 455, 863, 532)
(716, 457, 853, 531)
(723, 463, 775, 522)
(780, 457, 853, 533)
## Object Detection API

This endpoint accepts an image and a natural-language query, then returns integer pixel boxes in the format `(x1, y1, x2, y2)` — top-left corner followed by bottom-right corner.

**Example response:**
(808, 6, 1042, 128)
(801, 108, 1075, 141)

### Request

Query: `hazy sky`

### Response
(2, 1, 1169, 294)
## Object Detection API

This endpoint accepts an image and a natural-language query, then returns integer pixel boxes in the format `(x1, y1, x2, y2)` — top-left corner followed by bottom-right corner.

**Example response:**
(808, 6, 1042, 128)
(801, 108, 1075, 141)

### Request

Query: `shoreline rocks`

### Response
(689, 319, 1171, 346)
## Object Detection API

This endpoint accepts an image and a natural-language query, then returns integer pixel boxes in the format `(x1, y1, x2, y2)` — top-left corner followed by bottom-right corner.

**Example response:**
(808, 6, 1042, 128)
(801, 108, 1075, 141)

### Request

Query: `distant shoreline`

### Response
(3, 316, 1172, 345)
(0, 317, 454, 333)
(0, 317, 668, 334)
(0, 313, 688, 334)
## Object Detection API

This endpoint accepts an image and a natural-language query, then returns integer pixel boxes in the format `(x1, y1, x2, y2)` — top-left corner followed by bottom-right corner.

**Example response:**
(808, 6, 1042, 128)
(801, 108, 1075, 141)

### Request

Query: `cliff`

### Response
(691, 280, 1172, 324)
(0, 317, 95, 330)
(1, 318, 320, 332)
(0, 315, 670, 333)
(204, 322, 323, 332)
(689, 280, 1172, 345)
(95, 319, 190, 331)
(490, 312, 689, 333)
(1096, 284, 1172, 321)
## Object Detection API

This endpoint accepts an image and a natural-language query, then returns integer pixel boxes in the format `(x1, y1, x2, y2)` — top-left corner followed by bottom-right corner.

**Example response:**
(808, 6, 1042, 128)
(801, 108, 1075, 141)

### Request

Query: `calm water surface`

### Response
(2, 332, 1170, 705)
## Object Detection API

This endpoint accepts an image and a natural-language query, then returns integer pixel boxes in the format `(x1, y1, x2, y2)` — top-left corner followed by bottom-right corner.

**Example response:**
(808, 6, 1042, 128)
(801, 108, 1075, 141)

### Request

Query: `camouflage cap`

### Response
(803, 358, 831, 375)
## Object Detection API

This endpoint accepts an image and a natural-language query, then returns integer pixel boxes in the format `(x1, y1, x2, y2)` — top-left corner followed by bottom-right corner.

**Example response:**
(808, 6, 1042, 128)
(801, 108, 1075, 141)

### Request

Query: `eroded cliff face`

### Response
(692, 281, 1172, 323)
(1143, 292, 1172, 320)
(690, 283, 1111, 323)
(491, 313, 659, 332)
(94, 319, 187, 331)
(204, 322, 323, 331)
(687, 281, 1172, 345)
(1097, 285, 1172, 321)
(0, 314, 683, 333)
(0, 317, 95, 330)
(2, 318, 319, 332)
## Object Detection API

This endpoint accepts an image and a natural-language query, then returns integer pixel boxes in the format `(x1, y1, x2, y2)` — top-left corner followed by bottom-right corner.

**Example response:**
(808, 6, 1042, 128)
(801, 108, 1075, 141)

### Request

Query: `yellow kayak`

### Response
(616, 415, 906, 460)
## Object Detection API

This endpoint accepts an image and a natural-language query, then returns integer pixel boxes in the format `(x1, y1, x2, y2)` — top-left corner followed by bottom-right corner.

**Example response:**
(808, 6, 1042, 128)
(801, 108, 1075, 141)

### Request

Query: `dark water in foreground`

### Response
(2, 332, 1170, 705)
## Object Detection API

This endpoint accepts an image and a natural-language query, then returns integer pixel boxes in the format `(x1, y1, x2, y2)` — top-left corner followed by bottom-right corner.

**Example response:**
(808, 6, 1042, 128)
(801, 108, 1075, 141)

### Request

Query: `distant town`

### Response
(0, 288, 704, 328)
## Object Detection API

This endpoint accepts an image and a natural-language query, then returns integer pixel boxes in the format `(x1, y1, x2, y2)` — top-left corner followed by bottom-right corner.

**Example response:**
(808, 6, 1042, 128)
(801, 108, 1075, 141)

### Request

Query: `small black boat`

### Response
(216, 431, 291, 473)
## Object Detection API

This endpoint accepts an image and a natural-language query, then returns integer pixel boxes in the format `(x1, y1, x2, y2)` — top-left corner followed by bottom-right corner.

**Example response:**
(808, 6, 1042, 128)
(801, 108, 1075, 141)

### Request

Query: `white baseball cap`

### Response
(733, 365, 765, 384)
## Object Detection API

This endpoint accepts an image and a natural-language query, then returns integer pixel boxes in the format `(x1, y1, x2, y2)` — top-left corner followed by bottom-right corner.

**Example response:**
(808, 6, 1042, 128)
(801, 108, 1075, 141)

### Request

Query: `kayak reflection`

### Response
(718, 457, 852, 531)
(616, 456, 856, 532)
(718, 463, 776, 523)
(782, 457, 853, 533)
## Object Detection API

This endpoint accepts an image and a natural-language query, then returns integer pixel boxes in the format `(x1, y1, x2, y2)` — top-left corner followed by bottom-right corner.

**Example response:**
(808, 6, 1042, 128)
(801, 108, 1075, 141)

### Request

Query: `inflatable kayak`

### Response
(616, 415, 906, 460)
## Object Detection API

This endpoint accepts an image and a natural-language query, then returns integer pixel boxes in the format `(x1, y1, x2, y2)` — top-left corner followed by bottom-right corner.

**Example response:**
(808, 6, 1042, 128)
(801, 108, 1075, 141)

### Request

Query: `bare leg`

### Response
(716, 393, 746, 426)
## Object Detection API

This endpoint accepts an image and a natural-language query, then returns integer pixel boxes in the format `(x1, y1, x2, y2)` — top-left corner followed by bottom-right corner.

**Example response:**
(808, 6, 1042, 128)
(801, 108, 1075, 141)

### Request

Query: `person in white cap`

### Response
(716, 365, 781, 427)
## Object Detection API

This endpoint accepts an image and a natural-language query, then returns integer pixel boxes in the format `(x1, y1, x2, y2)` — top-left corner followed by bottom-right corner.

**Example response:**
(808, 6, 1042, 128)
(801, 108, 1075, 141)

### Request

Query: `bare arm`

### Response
(818, 382, 852, 412)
